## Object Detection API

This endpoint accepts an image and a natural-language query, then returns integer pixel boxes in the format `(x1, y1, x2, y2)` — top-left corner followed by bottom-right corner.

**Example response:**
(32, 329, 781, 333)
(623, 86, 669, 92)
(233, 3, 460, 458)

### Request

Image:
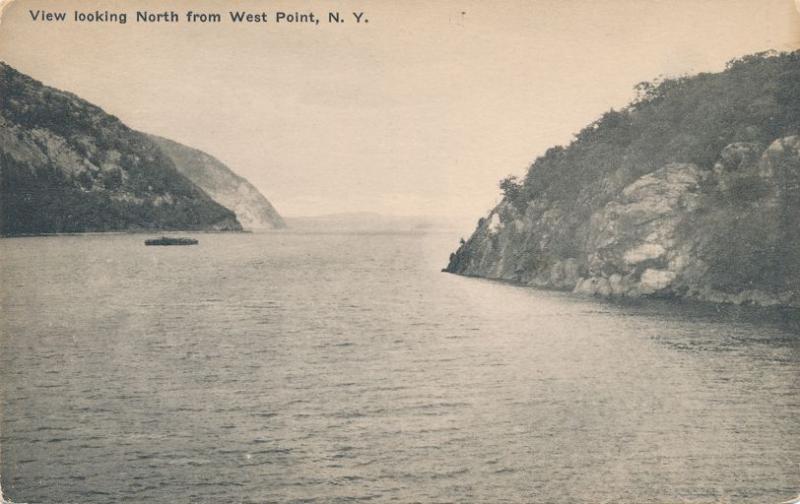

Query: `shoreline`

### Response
(444, 270, 800, 316)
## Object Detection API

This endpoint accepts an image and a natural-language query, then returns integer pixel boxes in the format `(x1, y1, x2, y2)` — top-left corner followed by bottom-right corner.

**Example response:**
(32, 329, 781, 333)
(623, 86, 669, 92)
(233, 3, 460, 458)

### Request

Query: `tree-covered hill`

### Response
(447, 51, 800, 307)
(0, 62, 242, 235)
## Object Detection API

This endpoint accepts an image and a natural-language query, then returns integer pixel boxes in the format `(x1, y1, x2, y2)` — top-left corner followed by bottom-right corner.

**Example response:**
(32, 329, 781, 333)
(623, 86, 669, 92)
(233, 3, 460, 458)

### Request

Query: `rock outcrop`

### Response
(149, 135, 286, 230)
(446, 52, 800, 308)
(0, 62, 242, 235)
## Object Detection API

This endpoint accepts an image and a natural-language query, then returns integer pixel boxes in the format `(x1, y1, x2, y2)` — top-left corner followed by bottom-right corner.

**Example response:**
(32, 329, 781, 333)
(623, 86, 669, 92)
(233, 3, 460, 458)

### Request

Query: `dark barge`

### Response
(144, 237, 198, 246)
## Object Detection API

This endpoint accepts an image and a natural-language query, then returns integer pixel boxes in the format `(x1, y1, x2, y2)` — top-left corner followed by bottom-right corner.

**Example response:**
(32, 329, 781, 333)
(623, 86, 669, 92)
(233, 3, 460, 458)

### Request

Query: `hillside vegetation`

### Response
(0, 63, 242, 235)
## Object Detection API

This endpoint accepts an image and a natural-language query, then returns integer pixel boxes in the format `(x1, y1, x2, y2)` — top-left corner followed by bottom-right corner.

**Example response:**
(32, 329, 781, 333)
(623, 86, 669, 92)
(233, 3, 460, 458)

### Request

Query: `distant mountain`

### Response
(286, 212, 462, 232)
(446, 51, 800, 308)
(148, 135, 286, 230)
(0, 62, 241, 235)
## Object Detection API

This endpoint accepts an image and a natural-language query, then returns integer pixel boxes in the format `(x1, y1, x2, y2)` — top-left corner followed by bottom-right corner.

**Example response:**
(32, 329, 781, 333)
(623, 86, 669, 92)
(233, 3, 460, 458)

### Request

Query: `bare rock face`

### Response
(0, 62, 242, 235)
(446, 139, 800, 307)
(578, 162, 705, 297)
(149, 135, 286, 230)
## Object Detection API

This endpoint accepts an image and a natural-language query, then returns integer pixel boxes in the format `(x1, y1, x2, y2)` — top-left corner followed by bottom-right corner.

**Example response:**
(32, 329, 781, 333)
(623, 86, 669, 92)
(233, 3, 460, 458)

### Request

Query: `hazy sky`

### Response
(1, 0, 799, 219)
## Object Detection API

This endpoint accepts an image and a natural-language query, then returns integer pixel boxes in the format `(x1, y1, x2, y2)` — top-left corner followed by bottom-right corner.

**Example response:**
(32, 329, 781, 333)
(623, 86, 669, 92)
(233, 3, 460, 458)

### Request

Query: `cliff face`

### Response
(446, 52, 800, 307)
(0, 63, 242, 235)
(149, 135, 286, 230)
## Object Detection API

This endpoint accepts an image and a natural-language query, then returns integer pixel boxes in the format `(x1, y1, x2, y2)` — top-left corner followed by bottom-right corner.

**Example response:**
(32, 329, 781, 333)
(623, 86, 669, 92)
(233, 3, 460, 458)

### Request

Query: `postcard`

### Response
(1, 1, 799, 502)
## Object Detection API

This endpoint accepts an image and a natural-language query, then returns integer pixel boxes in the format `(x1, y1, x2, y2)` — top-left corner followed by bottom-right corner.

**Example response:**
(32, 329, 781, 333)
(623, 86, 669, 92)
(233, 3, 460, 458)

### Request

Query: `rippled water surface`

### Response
(1, 232, 799, 503)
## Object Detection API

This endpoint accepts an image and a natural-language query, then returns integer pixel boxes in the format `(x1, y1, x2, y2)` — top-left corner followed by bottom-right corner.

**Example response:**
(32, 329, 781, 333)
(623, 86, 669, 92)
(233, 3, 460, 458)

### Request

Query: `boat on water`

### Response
(144, 237, 198, 246)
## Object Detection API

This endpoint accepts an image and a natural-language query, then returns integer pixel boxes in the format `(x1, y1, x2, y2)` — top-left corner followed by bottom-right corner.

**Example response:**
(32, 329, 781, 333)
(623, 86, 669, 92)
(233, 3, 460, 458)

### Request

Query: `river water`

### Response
(1, 232, 798, 503)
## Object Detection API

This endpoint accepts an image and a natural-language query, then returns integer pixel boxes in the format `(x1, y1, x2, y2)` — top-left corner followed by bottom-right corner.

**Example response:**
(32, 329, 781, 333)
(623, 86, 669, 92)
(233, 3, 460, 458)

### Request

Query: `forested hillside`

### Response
(0, 62, 241, 235)
(446, 51, 800, 307)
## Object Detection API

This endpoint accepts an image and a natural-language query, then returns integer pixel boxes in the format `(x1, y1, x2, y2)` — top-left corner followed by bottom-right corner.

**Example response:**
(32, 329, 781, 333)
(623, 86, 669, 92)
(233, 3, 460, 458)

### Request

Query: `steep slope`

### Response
(0, 62, 242, 235)
(446, 51, 800, 307)
(149, 135, 286, 230)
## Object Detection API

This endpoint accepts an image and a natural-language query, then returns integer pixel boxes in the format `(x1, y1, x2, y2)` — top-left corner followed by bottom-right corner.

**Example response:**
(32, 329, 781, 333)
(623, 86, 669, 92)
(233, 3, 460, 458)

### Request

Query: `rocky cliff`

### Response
(149, 135, 286, 230)
(0, 62, 242, 235)
(446, 52, 800, 307)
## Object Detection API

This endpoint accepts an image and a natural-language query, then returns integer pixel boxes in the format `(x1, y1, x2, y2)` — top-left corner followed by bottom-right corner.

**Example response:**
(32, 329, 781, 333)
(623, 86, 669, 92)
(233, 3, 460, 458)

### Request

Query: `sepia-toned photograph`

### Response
(1, 1, 799, 502)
